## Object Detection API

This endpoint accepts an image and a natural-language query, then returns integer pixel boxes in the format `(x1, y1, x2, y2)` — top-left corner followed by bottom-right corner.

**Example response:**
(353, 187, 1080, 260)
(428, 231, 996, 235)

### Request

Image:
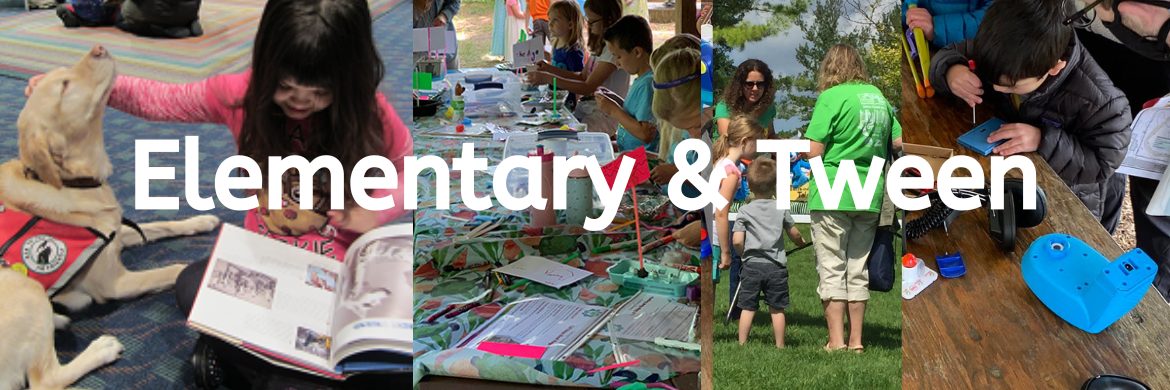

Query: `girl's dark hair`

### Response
(238, 0, 386, 207)
(721, 59, 776, 119)
(584, 0, 623, 56)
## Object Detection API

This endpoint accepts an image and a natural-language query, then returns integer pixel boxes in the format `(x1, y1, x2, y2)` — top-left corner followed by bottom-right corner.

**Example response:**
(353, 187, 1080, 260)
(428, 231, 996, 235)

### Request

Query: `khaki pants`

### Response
(811, 210, 879, 301)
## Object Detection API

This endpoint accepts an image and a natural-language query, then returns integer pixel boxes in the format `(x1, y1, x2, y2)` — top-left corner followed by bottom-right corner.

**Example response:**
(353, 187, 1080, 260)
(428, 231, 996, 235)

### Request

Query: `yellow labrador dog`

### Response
(0, 45, 219, 390)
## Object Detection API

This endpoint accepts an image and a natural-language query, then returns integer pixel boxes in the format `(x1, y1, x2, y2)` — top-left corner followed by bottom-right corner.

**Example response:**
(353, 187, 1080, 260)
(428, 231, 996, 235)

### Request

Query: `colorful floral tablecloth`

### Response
(412, 128, 702, 388)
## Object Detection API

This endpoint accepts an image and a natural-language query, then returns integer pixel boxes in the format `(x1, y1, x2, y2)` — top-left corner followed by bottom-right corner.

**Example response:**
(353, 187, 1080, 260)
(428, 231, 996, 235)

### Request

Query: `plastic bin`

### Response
(502, 130, 614, 203)
(607, 259, 699, 298)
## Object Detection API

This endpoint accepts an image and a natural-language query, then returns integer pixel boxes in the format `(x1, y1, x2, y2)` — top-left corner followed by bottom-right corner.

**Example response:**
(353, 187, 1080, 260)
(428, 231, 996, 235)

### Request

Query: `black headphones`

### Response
(988, 178, 1048, 251)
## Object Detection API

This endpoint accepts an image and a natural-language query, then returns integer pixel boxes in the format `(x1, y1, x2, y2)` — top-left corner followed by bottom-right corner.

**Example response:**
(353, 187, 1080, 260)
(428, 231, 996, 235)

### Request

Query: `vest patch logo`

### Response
(21, 235, 67, 274)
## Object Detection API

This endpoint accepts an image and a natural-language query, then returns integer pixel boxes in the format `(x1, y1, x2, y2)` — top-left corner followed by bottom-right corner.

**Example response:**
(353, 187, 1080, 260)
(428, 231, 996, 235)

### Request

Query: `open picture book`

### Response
(188, 223, 413, 379)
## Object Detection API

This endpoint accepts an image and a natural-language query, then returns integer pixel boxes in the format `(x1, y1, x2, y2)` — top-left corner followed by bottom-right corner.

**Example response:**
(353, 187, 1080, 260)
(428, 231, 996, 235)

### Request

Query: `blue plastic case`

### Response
(958, 117, 1007, 156)
(1021, 234, 1156, 333)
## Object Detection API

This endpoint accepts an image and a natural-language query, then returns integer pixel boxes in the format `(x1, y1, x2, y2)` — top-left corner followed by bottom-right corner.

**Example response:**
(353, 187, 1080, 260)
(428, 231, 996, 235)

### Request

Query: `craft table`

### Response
(901, 60, 1170, 388)
(412, 72, 702, 388)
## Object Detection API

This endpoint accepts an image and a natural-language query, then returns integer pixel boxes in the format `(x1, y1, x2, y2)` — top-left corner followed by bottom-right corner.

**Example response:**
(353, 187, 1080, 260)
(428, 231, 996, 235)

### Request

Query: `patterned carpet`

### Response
(0, 1, 412, 389)
(0, 0, 399, 83)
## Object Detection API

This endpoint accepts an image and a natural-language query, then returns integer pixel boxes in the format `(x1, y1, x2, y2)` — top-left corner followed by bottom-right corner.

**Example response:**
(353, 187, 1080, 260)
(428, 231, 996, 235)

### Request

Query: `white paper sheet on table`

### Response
(1119, 95, 1170, 180)
(493, 256, 592, 289)
(606, 292, 697, 343)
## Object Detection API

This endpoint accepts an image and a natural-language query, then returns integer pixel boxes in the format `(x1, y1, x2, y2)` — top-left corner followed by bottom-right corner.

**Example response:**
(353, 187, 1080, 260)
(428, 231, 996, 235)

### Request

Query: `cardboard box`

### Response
(903, 143, 953, 175)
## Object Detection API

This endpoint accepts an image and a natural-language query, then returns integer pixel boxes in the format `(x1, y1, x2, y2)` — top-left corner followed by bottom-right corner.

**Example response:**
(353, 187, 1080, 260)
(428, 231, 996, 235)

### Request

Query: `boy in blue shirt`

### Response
(595, 15, 660, 153)
(902, 0, 992, 48)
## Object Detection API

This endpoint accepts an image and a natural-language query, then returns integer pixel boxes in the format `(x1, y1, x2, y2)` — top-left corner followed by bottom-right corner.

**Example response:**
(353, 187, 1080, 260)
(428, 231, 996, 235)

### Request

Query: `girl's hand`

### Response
(327, 207, 381, 234)
(718, 250, 732, 269)
(25, 73, 46, 98)
(433, 13, 449, 27)
(526, 71, 553, 86)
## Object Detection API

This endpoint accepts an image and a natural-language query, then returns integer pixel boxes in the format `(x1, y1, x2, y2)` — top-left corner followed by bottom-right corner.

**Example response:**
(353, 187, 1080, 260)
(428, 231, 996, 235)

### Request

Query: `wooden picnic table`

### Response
(901, 60, 1170, 389)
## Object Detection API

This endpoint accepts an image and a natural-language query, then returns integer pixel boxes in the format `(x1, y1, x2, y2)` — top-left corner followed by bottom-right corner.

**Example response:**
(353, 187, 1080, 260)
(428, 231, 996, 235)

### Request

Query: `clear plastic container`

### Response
(501, 130, 615, 205)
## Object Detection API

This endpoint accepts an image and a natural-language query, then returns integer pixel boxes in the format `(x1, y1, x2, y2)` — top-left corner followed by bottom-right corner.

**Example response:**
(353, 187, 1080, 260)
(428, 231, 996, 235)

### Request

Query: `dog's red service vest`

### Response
(0, 201, 114, 296)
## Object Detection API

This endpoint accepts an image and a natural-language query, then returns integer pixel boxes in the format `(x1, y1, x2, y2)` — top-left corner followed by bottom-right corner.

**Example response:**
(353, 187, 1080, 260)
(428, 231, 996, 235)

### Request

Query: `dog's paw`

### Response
(186, 215, 222, 234)
(53, 314, 70, 330)
(87, 335, 124, 365)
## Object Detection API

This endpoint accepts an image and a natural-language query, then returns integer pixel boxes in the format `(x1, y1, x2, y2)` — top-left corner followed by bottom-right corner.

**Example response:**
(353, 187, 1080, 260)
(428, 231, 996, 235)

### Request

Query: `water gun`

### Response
(734, 159, 750, 201)
(902, 4, 934, 98)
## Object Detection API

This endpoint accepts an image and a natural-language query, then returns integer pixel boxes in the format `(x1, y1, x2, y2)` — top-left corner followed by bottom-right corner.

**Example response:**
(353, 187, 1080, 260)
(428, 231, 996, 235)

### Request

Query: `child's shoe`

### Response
(56, 4, 82, 28)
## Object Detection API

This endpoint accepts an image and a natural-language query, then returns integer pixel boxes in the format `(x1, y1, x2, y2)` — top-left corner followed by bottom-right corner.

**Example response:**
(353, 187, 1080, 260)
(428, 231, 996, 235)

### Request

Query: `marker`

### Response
(968, 60, 977, 124)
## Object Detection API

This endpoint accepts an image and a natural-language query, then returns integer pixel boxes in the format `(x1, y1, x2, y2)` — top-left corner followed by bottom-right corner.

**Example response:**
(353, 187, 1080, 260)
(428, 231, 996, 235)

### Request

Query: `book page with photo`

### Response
(187, 223, 413, 379)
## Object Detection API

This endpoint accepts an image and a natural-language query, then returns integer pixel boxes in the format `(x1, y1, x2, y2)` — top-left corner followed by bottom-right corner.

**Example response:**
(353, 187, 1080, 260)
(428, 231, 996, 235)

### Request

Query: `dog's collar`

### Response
(24, 168, 103, 188)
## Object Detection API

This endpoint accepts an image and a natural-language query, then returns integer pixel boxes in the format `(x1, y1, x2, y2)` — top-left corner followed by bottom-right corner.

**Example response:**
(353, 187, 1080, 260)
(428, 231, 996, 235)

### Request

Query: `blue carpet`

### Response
(0, 3, 412, 389)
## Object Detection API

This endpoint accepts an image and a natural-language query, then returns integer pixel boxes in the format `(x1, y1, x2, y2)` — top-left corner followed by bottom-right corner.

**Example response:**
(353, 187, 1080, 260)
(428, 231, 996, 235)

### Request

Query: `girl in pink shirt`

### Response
(29, 0, 411, 387)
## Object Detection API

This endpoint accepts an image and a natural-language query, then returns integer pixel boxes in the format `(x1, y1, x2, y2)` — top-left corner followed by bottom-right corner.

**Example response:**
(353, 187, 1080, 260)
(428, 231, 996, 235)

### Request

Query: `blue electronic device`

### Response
(957, 117, 1007, 156)
(1021, 234, 1156, 333)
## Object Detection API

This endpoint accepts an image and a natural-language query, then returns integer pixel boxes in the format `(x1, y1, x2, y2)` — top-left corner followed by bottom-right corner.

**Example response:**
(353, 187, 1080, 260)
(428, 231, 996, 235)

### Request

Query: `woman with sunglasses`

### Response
(715, 59, 778, 140)
(1068, 0, 1170, 302)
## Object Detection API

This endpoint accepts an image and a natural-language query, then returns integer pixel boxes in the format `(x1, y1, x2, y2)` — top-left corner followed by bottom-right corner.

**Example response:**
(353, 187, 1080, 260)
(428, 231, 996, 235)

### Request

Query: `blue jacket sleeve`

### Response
(931, 0, 990, 47)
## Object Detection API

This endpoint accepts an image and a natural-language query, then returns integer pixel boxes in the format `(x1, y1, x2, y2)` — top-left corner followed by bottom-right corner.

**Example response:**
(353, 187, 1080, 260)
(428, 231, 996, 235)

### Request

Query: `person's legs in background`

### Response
(811, 210, 849, 350)
(1130, 177, 1170, 301)
(1101, 173, 1127, 234)
(726, 220, 743, 321)
(843, 211, 878, 352)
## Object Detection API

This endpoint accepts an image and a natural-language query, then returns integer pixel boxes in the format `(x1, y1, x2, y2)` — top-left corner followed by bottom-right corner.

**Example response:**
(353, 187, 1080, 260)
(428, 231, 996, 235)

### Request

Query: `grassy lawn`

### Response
(714, 225, 903, 389)
(453, 0, 677, 70)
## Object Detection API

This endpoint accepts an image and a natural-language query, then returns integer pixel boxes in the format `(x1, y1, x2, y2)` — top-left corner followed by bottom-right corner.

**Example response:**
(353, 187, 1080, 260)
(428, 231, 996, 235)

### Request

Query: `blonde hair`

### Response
(549, 1, 585, 51)
(713, 115, 765, 161)
(817, 44, 869, 92)
(651, 34, 702, 129)
(651, 34, 701, 160)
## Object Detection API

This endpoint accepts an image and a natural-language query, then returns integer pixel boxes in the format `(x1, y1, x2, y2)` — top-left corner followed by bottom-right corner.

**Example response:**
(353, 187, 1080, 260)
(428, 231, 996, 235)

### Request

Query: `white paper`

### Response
(455, 297, 611, 361)
(413, 27, 447, 52)
(493, 256, 591, 289)
(1146, 164, 1170, 216)
(512, 38, 543, 68)
(1118, 97, 1170, 180)
(189, 224, 341, 371)
(607, 292, 697, 343)
(446, 30, 457, 55)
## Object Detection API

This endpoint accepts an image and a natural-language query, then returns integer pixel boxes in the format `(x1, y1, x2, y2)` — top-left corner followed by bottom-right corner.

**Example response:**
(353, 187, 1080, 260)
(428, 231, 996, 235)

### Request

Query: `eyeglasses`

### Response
(1064, 0, 1104, 26)
(742, 81, 767, 90)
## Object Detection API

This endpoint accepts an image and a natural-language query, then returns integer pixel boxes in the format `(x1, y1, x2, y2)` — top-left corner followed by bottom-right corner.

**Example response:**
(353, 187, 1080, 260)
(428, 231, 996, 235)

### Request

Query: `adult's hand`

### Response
(1096, 1, 1170, 47)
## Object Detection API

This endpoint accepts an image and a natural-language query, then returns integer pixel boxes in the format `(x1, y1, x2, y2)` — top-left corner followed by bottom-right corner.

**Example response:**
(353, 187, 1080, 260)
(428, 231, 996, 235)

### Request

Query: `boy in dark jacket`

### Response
(928, 0, 1131, 222)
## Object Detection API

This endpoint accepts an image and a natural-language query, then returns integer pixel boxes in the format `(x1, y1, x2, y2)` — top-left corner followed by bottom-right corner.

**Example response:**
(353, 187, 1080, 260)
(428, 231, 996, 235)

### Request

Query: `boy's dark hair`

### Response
(973, 0, 1073, 86)
(747, 158, 777, 199)
(603, 15, 653, 54)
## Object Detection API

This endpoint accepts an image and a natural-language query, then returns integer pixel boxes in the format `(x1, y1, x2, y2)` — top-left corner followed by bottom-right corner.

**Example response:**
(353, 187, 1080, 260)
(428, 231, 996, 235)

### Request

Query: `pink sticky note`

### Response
(477, 341, 547, 359)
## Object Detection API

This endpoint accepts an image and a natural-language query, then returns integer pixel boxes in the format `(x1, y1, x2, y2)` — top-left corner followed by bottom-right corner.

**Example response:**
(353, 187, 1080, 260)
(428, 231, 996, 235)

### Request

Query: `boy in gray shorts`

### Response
(732, 157, 808, 348)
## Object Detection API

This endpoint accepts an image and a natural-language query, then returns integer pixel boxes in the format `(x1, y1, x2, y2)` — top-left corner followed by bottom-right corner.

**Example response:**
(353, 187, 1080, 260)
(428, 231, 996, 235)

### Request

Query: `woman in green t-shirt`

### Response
(715, 59, 778, 139)
(804, 44, 902, 354)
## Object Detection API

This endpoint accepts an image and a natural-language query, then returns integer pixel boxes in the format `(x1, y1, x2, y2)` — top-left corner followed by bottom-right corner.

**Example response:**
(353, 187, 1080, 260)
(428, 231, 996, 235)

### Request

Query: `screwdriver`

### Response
(968, 59, 977, 124)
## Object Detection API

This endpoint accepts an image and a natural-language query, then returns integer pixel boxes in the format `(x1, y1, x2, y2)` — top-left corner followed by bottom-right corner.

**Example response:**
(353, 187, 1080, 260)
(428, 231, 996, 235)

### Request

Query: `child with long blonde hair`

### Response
(711, 116, 766, 272)
(805, 43, 901, 354)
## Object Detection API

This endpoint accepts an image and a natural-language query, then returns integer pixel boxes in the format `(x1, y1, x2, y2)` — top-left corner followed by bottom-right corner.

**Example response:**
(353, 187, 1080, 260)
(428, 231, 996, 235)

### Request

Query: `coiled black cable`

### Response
(905, 198, 957, 240)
